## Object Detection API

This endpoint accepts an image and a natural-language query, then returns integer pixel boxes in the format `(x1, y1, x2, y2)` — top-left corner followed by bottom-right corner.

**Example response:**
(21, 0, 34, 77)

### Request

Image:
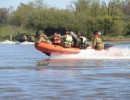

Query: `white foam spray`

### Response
(0, 40, 18, 44)
(50, 47, 130, 59)
(17, 41, 34, 45)
(0, 40, 34, 45)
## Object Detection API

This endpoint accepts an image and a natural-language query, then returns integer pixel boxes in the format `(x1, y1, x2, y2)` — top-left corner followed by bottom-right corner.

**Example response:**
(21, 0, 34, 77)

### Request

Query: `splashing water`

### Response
(0, 40, 18, 44)
(0, 40, 34, 45)
(50, 47, 130, 59)
(16, 41, 34, 45)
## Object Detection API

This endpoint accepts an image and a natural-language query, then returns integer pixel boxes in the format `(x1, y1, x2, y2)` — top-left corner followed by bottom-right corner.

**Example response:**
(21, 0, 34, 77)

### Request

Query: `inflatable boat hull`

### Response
(35, 42, 80, 56)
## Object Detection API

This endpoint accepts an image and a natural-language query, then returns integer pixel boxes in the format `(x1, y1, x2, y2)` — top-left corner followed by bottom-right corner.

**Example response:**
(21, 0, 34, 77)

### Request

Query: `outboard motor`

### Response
(104, 44, 114, 50)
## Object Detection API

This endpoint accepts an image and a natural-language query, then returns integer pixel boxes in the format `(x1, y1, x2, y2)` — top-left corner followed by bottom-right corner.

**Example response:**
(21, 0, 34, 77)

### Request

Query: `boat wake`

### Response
(16, 41, 34, 45)
(0, 40, 18, 44)
(0, 40, 34, 45)
(50, 47, 130, 59)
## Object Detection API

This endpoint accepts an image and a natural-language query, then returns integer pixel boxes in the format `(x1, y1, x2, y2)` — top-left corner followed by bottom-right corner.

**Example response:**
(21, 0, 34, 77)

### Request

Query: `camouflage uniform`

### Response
(62, 34, 73, 48)
(35, 33, 52, 46)
(92, 37, 104, 50)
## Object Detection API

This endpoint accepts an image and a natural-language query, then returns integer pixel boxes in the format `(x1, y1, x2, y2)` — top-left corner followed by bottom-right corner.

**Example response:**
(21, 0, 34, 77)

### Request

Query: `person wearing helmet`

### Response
(92, 31, 104, 50)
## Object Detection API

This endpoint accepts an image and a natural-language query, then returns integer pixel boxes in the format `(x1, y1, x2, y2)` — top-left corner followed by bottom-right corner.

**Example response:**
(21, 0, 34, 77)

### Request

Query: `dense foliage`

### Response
(0, 0, 130, 40)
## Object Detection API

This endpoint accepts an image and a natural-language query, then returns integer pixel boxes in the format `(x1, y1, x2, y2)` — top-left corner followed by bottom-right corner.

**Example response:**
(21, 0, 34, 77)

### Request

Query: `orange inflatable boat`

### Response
(35, 42, 80, 56)
(35, 42, 114, 56)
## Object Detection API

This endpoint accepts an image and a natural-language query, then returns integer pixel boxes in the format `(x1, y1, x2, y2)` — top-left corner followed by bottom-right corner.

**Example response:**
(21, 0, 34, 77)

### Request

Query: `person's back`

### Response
(92, 31, 104, 50)
(79, 36, 88, 49)
(64, 34, 73, 48)
(70, 31, 78, 47)
(62, 31, 73, 48)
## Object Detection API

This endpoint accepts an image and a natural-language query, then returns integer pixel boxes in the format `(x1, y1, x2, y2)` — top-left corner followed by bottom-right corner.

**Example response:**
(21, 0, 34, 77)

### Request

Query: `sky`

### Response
(0, 0, 109, 10)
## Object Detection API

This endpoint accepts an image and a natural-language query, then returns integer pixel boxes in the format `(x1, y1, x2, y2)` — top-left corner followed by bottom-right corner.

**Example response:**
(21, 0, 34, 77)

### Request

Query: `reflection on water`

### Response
(0, 42, 130, 99)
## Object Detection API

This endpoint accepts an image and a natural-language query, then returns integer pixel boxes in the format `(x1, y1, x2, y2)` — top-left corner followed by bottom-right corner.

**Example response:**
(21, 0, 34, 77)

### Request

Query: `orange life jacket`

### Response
(94, 35, 99, 38)
(54, 36, 61, 44)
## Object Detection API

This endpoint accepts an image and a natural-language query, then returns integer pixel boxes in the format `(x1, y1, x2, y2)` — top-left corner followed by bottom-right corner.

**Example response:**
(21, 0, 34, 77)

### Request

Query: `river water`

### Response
(0, 40, 130, 100)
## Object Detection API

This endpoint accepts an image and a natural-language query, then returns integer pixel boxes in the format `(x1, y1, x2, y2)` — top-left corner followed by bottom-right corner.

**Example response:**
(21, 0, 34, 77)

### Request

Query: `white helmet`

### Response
(98, 31, 101, 35)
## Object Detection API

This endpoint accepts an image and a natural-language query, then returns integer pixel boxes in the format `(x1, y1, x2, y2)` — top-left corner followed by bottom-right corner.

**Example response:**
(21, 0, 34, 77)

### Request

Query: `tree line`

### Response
(0, 0, 130, 40)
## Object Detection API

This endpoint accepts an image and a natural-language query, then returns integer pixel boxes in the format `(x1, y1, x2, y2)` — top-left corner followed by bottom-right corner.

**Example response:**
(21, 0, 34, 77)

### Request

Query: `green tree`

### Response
(0, 8, 9, 24)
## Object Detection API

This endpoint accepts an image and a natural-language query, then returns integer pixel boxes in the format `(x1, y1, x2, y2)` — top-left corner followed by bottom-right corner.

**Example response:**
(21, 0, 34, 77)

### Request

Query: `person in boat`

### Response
(61, 31, 73, 48)
(70, 31, 79, 48)
(92, 31, 104, 50)
(28, 35, 35, 42)
(35, 32, 52, 46)
(79, 34, 89, 49)
(22, 35, 28, 41)
(50, 32, 62, 45)
(18, 35, 28, 42)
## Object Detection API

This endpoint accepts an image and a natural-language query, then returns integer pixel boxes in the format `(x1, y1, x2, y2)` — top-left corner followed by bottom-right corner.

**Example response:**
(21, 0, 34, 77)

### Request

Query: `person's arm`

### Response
(43, 34, 49, 40)
(38, 37, 46, 43)
(60, 35, 66, 39)
(48, 35, 53, 40)
(92, 38, 96, 49)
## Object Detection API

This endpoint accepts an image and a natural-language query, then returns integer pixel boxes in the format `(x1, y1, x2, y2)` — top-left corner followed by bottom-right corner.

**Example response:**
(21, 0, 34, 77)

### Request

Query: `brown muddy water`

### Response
(0, 41, 130, 100)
